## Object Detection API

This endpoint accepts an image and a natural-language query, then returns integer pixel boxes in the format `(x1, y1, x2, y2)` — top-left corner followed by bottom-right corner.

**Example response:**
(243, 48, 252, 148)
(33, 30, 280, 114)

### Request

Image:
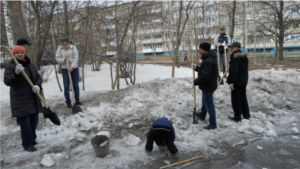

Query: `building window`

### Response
(235, 15, 240, 21)
(247, 1, 253, 7)
(144, 36, 151, 39)
(138, 45, 142, 50)
(246, 12, 253, 20)
(233, 37, 241, 42)
(221, 16, 227, 22)
(155, 34, 162, 38)
(234, 26, 241, 32)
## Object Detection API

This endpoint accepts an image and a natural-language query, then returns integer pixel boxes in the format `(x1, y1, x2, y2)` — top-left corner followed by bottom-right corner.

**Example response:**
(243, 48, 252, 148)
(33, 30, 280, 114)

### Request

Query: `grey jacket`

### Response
(55, 43, 79, 69)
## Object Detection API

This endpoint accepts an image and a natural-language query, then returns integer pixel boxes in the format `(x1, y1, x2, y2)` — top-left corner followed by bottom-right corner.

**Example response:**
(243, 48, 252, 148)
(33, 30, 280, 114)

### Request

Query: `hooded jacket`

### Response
(227, 50, 249, 86)
(152, 117, 175, 142)
(193, 50, 218, 92)
(55, 43, 79, 69)
(4, 57, 43, 117)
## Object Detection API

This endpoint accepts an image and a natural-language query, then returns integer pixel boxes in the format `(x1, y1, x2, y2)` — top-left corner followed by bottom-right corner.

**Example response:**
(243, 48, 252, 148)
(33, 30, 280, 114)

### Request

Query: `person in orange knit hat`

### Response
(4, 45, 43, 152)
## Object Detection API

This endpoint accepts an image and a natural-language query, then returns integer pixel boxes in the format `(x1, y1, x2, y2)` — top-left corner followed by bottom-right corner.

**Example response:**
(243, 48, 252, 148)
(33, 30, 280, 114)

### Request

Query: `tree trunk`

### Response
(63, 1, 69, 37)
(31, 1, 57, 70)
(229, 1, 236, 40)
(4, 1, 14, 48)
(172, 1, 194, 78)
(278, 1, 284, 60)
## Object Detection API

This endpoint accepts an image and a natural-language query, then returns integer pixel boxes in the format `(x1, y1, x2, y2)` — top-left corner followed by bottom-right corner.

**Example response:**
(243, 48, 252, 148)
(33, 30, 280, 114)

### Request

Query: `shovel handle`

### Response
(65, 58, 76, 104)
(160, 155, 203, 169)
(5, 46, 48, 108)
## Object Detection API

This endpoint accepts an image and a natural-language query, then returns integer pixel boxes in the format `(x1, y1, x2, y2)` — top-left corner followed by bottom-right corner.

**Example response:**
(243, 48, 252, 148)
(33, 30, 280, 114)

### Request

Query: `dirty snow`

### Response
(1, 64, 300, 169)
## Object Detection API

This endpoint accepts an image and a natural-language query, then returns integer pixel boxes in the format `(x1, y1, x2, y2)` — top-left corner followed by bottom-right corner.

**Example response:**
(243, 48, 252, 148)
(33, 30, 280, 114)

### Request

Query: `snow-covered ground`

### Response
(1, 64, 300, 169)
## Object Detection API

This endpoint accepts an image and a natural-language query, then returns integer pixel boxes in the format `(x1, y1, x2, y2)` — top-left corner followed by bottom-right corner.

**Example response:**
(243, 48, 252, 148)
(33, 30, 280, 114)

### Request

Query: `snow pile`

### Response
(1, 65, 300, 169)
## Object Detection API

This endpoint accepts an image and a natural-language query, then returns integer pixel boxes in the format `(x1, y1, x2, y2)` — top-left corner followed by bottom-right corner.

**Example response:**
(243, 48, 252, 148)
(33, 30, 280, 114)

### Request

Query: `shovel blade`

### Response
(43, 107, 61, 126)
(72, 105, 83, 114)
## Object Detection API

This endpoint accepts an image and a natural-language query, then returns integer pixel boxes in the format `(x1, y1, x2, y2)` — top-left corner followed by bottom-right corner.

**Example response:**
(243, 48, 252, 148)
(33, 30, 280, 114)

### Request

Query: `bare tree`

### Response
(30, 1, 58, 70)
(255, 1, 300, 60)
(110, 1, 141, 89)
(162, 1, 195, 78)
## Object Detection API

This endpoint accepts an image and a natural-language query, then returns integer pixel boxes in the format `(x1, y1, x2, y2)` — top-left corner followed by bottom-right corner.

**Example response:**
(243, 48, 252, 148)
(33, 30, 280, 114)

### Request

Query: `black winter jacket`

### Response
(193, 50, 218, 92)
(216, 33, 230, 53)
(4, 57, 43, 117)
(227, 50, 249, 86)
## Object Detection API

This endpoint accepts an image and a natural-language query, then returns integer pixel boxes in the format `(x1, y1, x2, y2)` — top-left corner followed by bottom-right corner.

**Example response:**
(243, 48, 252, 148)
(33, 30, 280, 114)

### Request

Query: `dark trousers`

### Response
(219, 52, 226, 73)
(17, 113, 39, 150)
(145, 129, 178, 154)
(231, 85, 250, 120)
(62, 68, 80, 104)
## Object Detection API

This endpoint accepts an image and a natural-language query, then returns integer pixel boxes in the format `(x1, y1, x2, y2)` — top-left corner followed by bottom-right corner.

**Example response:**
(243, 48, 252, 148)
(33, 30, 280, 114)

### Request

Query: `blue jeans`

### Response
(18, 114, 39, 150)
(62, 68, 80, 104)
(199, 90, 217, 128)
(219, 53, 226, 73)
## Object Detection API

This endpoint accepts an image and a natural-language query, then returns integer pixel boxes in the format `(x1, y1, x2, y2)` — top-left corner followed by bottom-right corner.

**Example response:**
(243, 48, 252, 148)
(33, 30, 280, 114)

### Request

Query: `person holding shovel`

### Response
(214, 27, 231, 73)
(55, 37, 82, 108)
(4, 46, 42, 152)
(192, 42, 218, 130)
(145, 117, 178, 158)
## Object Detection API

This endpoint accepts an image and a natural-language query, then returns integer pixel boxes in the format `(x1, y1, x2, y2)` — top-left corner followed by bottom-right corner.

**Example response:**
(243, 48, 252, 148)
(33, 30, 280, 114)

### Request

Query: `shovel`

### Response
(5, 47, 61, 126)
(192, 46, 198, 124)
(216, 44, 222, 84)
(65, 58, 83, 114)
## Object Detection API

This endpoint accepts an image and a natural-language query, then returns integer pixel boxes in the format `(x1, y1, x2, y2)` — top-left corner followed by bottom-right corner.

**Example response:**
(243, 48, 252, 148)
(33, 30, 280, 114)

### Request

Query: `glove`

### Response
(229, 84, 234, 90)
(191, 64, 197, 70)
(32, 85, 40, 93)
(15, 64, 24, 75)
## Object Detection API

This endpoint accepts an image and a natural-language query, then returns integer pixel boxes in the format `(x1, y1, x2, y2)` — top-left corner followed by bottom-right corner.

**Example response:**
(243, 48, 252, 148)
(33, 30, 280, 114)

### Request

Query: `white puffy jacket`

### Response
(55, 43, 79, 69)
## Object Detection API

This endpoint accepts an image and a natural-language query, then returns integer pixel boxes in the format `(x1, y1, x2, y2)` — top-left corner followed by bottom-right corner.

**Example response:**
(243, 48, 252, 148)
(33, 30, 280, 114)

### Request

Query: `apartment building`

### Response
(135, 1, 300, 57)
(48, 1, 299, 58)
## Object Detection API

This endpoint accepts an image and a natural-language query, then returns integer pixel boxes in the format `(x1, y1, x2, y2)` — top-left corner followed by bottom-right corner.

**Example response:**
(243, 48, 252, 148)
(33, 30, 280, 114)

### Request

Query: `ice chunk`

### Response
(129, 123, 133, 128)
(125, 134, 141, 147)
(292, 127, 299, 134)
(250, 125, 265, 134)
(97, 131, 111, 138)
(292, 136, 299, 140)
(265, 129, 277, 137)
(41, 154, 55, 167)
(100, 140, 108, 147)
(164, 160, 170, 165)
(256, 146, 263, 150)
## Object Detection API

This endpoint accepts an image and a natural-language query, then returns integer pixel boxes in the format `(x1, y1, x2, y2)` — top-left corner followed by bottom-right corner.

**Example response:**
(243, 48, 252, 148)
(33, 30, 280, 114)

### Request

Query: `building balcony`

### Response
(142, 38, 163, 44)
(106, 51, 116, 56)
(142, 48, 164, 53)
(137, 28, 163, 35)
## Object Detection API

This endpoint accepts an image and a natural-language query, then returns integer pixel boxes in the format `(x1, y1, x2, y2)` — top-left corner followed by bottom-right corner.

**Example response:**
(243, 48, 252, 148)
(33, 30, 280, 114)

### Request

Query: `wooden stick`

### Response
(217, 64, 230, 87)
(160, 155, 203, 169)
(5, 46, 48, 108)
(192, 46, 197, 124)
(223, 41, 227, 72)
(216, 44, 221, 75)
(65, 59, 76, 104)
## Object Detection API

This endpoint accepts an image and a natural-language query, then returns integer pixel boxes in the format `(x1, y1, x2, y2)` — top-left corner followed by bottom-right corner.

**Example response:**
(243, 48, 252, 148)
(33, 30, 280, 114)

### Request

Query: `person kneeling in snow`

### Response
(145, 117, 178, 158)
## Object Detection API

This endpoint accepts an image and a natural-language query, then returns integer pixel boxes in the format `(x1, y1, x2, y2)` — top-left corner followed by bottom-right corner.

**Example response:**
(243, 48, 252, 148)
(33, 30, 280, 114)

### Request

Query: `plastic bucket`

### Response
(91, 135, 110, 158)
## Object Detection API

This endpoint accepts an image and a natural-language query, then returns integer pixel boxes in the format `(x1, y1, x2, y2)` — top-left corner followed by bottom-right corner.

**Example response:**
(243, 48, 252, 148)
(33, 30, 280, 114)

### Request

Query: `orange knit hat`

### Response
(12, 46, 26, 55)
